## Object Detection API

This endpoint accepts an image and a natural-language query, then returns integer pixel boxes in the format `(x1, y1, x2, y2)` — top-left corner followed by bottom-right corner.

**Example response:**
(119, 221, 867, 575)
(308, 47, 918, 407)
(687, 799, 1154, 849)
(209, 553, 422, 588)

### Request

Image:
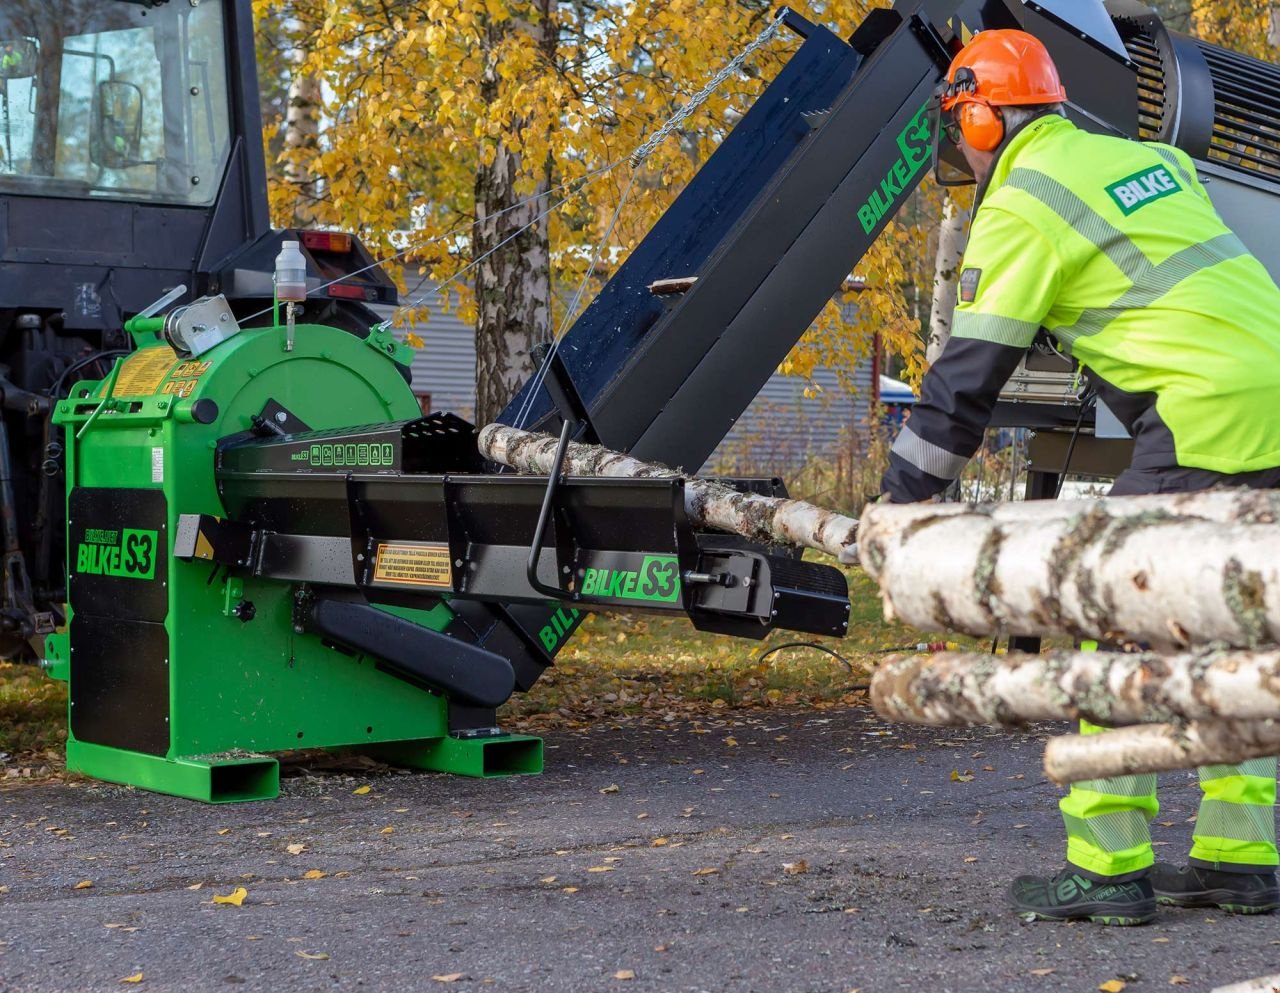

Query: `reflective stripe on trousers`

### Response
(1061, 719, 1278, 876)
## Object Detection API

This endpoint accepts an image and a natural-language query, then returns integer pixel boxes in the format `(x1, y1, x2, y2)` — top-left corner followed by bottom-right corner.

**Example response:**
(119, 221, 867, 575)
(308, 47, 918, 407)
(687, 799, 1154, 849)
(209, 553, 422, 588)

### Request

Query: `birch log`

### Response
(478, 424, 859, 557)
(871, 649, 1280, 728)
(1044, 719, 1280, 783)
(856, 493, 1280, 649)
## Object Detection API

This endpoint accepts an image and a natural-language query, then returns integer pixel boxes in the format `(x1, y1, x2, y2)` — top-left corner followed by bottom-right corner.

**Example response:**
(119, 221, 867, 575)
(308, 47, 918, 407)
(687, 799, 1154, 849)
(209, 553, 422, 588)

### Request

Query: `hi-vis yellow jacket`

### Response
(882, 114, 1280, 502)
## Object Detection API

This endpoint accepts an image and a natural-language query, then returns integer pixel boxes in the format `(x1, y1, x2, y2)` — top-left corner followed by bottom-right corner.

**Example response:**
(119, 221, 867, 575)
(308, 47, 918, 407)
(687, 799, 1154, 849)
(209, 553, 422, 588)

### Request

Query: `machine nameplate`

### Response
(372, 542, 453, 588)
(113, 346, 179, 396)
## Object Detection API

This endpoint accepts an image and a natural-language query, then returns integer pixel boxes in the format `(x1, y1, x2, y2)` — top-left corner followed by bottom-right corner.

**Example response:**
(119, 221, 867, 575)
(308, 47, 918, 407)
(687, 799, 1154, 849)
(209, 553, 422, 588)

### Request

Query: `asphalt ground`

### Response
(1, 708, 1278, 993)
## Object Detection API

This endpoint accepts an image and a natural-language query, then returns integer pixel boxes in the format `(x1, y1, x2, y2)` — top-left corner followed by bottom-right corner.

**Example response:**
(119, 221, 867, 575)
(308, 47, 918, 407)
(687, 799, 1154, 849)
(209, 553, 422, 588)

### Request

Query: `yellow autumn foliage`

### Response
(255, 1, 925, 385)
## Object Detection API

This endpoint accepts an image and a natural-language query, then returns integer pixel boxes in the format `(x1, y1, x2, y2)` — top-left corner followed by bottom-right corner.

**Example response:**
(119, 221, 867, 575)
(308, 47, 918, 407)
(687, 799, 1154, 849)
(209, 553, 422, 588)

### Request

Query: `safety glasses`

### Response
(929, 83, 975, 187)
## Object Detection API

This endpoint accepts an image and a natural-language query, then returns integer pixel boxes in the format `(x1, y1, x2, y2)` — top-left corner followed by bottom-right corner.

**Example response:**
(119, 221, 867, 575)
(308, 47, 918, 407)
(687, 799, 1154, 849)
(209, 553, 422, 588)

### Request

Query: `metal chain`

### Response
(629, 11, 786, 167)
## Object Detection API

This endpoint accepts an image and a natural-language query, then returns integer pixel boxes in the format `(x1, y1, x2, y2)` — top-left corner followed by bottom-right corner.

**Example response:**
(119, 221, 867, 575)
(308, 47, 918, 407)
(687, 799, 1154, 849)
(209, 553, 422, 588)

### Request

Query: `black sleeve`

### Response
(879, 337, 1029, 503)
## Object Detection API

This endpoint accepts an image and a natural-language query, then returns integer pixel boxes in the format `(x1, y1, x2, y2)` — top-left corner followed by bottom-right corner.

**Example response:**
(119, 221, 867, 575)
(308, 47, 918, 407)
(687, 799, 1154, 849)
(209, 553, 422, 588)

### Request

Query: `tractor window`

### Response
(0, 0, 232, 206)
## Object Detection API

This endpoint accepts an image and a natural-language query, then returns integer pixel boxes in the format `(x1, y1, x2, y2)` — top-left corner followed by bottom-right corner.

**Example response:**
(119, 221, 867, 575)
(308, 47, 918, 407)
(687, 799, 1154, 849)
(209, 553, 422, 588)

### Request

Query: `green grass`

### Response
(0, 661, 66, 758)
(503, 563, 987, 727)
(0, 566, 983, 760)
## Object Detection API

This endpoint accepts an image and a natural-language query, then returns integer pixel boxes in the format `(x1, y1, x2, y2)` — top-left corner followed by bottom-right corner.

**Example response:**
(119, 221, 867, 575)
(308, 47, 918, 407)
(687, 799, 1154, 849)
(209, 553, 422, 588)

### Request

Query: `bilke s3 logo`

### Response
(76, 528, 158, 580)
(857, 100, 933, 235)
(580, 554, 680, 603)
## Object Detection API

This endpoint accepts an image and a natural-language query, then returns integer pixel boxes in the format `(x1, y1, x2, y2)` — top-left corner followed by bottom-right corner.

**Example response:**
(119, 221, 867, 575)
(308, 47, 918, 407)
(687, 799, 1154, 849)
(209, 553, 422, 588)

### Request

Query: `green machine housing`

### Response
(49, 311, 850, 802)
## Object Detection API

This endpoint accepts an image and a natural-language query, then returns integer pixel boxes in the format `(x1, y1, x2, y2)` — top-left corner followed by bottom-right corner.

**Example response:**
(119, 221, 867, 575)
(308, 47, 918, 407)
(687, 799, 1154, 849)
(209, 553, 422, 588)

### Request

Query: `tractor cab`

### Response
(0, 0, 232, 207)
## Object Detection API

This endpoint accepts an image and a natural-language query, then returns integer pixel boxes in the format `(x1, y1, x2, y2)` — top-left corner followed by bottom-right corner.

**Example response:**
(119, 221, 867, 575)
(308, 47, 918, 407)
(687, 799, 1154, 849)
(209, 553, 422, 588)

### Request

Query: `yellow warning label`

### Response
(372, 542, 453, 588)
(161, 378, 199, 398)
(170, 360, 213, 380)
(114, 346, 179, 397)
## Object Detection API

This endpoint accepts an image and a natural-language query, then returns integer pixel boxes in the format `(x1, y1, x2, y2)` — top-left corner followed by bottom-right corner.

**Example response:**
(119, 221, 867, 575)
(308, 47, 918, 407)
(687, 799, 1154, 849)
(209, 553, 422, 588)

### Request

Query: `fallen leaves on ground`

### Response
(1169, 978, 1190, 986)
(211, 887, 248, 907)
(119, 973, 144, 984)
(1099, 981, 1127, 993)
(693, 867, 718, 876)
(599, 784, 619, 794)
(73, 880, 93, 890)
(587, 866, 615, 873)
(1030, 969, 1055, 977)
(614, 970, 635, 981)
(352, 786, 372, 795)
(286, 843, 307, 856)
(432, 974, 467, 983)
(782, 861, 808, 876)
(302, 870, 326, 880)
(296, 951, 330, 961)
(651, 838, 668, 847)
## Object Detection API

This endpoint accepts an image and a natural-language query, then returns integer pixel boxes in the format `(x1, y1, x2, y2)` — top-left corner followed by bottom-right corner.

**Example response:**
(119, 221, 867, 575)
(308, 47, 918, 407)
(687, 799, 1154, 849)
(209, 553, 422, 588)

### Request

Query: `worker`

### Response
(879, 29, 1280, 925)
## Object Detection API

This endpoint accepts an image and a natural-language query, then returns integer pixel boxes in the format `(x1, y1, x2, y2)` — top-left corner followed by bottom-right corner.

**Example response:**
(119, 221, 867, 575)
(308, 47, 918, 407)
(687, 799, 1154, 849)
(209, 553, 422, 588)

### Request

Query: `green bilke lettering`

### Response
(1106, 166, 1180, 215)
(857, 100, 933, 234)
(75, 528, 158, 580)
(578, 555, 680, 604)
(538, 607, 582, 653)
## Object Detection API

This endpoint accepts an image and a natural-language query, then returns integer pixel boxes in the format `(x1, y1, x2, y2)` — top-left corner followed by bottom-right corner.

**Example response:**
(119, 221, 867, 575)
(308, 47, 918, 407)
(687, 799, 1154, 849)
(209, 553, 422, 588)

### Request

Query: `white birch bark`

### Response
(283, 73, 322, 227)
(1044, 718, 1280, 783)
(856, 492, 1280, 649)
(478, 424, 859, 557)
(926, 193, 969, 365)
(472, 0, 556, 425)
(871, 648, 1280, 728)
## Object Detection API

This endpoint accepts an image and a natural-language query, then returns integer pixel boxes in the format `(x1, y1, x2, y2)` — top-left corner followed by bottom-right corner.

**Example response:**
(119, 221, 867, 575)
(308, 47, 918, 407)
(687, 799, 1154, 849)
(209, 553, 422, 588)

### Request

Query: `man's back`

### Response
(971, 115, 1280, 474)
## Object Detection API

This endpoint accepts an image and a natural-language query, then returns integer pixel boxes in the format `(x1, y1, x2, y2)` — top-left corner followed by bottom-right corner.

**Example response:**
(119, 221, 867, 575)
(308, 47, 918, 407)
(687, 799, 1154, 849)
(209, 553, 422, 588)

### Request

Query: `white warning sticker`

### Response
(151, 447, 164, 484)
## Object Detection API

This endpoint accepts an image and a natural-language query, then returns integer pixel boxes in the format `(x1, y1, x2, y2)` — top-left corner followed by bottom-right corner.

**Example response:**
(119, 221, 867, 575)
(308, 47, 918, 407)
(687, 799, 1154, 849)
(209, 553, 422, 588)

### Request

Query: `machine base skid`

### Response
(365, 734, 544, 778)
(67, 733, 542, 801)
(67, 740, 281, 803)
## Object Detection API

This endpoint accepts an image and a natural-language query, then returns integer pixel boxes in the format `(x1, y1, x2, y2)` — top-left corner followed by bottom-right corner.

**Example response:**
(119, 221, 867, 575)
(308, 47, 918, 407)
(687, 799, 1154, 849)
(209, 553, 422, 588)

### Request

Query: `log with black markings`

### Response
(856, 491, 1280, 650)
(478, 423, 860, 558)
(870, 648, 1280, 727)
(1043, 718, 1280, 784)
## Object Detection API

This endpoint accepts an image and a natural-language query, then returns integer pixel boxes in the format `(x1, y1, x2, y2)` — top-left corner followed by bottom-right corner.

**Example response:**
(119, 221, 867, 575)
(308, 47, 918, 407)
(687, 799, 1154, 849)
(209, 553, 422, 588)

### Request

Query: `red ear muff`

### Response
(958, 101, 1003, 152)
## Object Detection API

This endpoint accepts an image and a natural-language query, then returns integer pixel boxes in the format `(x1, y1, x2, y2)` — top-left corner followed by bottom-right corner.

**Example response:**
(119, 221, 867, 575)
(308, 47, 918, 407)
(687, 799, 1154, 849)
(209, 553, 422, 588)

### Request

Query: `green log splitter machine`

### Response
(47, 295, 851, 802)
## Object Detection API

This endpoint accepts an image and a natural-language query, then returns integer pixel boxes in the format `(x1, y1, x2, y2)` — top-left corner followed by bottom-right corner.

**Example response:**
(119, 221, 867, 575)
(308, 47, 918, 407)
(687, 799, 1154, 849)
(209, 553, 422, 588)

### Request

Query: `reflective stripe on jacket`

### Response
(882, 114, 1280, 503)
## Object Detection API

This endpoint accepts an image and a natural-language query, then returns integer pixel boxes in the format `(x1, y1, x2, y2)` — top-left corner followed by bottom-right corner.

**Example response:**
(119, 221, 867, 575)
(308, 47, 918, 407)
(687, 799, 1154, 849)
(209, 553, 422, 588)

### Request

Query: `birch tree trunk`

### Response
(926, 193, 969, 364)
(473, 0, 556, 426)
(478, 424, 859, 557)
(1044, 718, 1280, 783)
(283, 73, 322, 227)
(871, 648, 1280, 728)
(856, 493, 1280, 649)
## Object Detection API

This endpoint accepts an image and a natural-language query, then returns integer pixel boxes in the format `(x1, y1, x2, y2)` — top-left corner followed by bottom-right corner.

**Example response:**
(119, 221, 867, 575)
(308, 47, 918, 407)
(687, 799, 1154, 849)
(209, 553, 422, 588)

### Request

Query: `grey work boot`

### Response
(1010, 867, 1156, 926)
(1151, 862, 1279, 915)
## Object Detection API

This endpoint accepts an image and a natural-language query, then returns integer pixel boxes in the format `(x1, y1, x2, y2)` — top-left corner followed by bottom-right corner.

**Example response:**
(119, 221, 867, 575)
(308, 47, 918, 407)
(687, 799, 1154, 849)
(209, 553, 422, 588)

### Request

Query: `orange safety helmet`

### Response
(941, 30, 1068, 152)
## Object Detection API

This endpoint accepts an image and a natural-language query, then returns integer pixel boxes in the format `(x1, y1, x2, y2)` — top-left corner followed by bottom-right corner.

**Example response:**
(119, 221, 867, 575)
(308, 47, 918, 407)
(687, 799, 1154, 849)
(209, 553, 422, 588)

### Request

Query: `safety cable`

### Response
(509, 167, 640, 432)
(236, 160, 624, 328)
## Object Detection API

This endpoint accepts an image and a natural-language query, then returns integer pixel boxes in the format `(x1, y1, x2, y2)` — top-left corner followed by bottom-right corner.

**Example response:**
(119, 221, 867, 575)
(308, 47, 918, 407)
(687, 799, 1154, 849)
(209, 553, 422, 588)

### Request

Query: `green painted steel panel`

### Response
(52, 322, 533, 801)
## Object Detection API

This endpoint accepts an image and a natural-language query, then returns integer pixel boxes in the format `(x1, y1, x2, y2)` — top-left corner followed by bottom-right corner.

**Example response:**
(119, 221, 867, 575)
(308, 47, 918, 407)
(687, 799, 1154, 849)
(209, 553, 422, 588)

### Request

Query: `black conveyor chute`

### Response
(300, 594, 516, 708)
(501, 9, 951, 471)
